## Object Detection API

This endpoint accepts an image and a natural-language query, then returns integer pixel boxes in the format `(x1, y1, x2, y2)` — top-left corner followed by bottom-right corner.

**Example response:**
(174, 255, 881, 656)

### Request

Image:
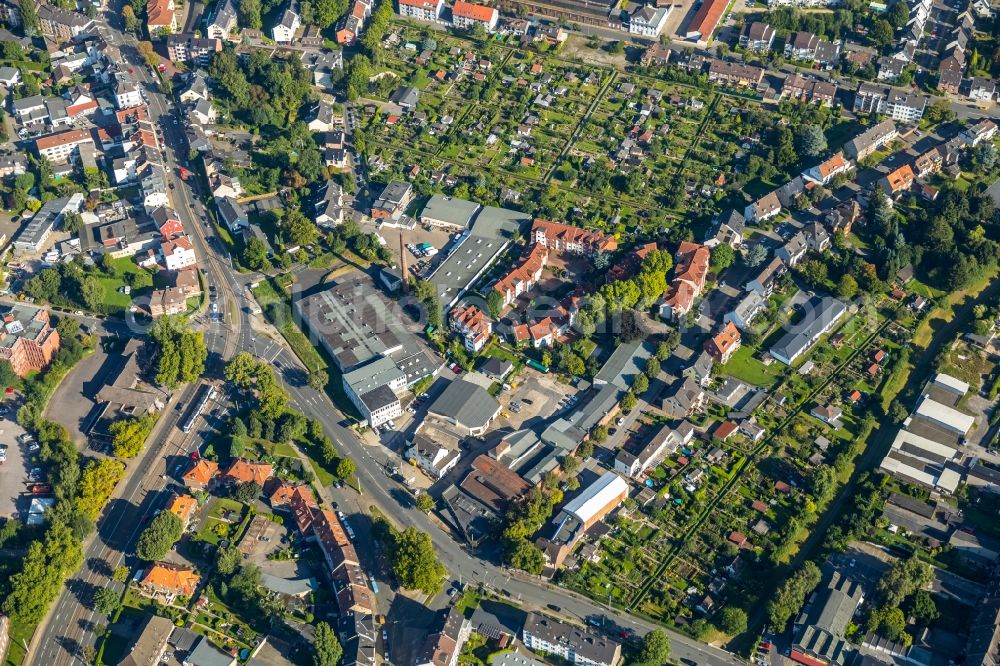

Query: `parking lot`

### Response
(45, 339, 114, 448)
(497, 370, 579, 430)
(0, 418, 38, 519)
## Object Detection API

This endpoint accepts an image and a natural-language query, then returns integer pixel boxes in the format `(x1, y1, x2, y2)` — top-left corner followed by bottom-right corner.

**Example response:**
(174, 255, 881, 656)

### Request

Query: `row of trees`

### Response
(767, 561, 822, 631)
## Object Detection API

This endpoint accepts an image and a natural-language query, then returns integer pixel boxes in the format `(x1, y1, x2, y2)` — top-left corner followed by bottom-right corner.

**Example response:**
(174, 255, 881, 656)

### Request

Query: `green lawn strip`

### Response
(251, 279, 327, 373)
(3, 618, 35, 666)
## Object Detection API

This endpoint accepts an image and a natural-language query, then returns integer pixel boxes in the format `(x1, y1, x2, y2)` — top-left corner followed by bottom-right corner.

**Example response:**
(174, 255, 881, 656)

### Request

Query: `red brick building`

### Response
(0, 305, 61, 377)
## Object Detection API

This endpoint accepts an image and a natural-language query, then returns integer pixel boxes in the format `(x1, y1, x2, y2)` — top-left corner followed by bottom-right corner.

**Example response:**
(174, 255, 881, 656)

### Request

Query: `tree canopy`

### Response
(150, 317, 207, 388)
(135, 512, 184, 561)
(390, 527, 446, 596)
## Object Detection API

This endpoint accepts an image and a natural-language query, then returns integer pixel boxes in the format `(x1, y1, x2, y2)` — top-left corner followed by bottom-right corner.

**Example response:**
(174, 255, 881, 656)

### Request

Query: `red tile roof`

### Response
(687, 0, 730, 41)
(224, 458, 273, 485)
(452, 0, 495, 21)
(183, 459, 218, 487)
(714, 421, 738, 440)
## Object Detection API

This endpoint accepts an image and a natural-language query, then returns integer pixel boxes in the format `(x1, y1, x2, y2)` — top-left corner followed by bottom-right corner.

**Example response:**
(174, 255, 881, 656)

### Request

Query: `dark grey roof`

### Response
(185, 637, 235, 666)
(360, 384, 399, 412)
(391, 85, 420, 108)
(480, 357, 513, 379)
(792, 571, 863, 665)
(121, 615, 175, 666)
(720, 209, 745, 234)
(594, 340, 654, 391)
(428, 379, 500, 429)
(770, 297, 847, 363)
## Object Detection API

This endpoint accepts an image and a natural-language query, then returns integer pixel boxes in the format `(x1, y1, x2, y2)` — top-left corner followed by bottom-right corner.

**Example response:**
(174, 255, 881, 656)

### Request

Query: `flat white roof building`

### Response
(914, 396, 976, 436)
(563, 471, 629, 526)
(932, 372, 969, 397)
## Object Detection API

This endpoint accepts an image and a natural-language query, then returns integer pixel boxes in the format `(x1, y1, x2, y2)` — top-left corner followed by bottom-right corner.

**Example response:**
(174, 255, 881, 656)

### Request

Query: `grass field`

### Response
(913, 267, 999, 347)
(719, 345, 784, 386)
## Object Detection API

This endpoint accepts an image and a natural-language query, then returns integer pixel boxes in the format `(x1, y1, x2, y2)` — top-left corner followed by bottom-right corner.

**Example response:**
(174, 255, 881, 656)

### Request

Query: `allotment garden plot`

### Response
(567, 74, 713, 201)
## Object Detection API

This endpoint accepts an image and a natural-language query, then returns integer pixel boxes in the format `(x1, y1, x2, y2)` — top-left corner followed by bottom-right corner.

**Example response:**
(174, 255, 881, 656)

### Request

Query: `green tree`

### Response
(909, 590, 939, 626)
(745, 243, 768, 267)
(238, 0, 262, 28)
(108, 415, 156, 458)
(590, 426, 608, 443)
(620, 391, 637, 412)
(135, 512, 184, 561)
(767, 561, 822, 631)
(870, 19, 895, 48)
(216, 544, 242, 576)
(711, 244, 736, 273)
(486, 289, 504, 319)
(113, 565, 130, 582)
(415, 493, 434, 513)
(231, 481, 261, 504)
(796, 124, 828, 158)
(836, 274, 859, 300)
(633, 629, 670, 666)
(390, 527, 446, 595)
(93, 587, 121, 616)
(718, 607, 748, 635)
(312, 0, 348, 27)
(877, 556, 931, 607)
(887, 0, 909, 27)
(62, 212, 83, 234)
(18, 0, 40, 36)
(313, 622, 343, 666)
(879, 606, 908, 642)
(150, 317, 207, 388)
(336, 458, 356, 480)
(76, 459, 126, 520)
(243, 237, 272, 271)
(0, 360, 22, 391)
(308, 369, 329, 391)
(507, 539, 544, 574)
(2, 521, 83, 624)
(632, 373, 649, 395)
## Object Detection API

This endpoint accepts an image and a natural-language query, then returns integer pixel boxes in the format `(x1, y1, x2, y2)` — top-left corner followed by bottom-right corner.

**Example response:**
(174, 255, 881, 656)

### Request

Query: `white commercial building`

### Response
(913, 397, 976, 436)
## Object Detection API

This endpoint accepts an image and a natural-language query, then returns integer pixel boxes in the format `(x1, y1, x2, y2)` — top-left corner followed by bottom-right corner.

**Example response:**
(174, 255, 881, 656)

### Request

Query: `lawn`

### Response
(196, 498, 246, 545)
(3, 619, 34, 666)
(719, 345, 784, 386)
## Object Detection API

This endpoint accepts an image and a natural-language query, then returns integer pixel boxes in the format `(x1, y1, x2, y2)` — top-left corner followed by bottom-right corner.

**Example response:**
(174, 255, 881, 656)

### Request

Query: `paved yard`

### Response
(495, 371, 571, 430)
(44, 339, 115, 448)
(0, 418, 30, 519)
